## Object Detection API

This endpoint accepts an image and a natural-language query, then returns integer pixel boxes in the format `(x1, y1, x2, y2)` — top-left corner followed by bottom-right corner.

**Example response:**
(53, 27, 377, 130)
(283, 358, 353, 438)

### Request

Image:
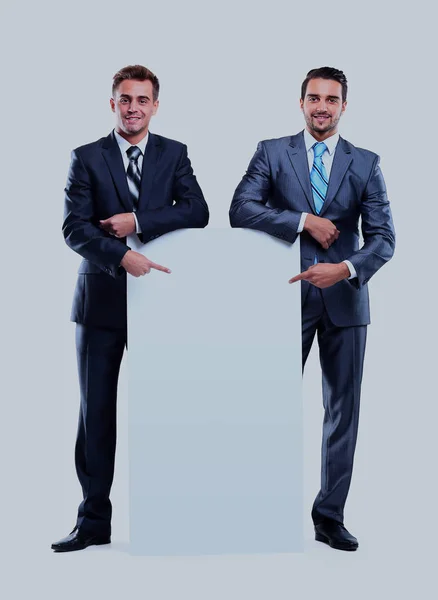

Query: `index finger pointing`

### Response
(149, 262, 172, 274)
(288, 271, 309, 284)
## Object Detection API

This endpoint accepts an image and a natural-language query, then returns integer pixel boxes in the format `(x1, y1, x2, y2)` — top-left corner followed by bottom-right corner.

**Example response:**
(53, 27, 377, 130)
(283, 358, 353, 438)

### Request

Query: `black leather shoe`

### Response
(51, 527, 111, 552)
(314, 520, 358, 551)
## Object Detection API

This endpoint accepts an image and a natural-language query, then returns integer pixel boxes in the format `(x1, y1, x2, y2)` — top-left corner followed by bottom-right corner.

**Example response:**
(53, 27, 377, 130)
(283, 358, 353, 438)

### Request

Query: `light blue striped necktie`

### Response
(310, 142, 328, 214)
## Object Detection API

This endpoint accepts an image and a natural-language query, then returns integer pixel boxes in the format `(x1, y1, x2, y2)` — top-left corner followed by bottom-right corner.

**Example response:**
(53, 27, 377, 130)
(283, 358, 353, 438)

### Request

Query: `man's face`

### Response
(110, 79, 159, 141)
(300, 78, 346, 140)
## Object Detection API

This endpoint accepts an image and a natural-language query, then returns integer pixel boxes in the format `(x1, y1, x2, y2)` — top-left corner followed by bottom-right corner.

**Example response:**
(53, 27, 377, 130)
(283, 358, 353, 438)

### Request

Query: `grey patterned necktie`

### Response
(126, 145, 142, 208)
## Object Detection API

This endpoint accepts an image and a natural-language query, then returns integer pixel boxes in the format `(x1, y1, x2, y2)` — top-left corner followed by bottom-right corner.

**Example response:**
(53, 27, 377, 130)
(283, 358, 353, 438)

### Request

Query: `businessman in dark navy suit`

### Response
(230, 67, 395, 551)
(52, 65, 209, 552)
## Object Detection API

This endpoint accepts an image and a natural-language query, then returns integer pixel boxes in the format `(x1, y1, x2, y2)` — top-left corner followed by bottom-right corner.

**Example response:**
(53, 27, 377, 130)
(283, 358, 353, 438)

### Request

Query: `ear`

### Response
(152, 99, 160, 116)
(341, 100, 347, 114)
(110, 98, 115, 113)
(299, 98, 304, 111)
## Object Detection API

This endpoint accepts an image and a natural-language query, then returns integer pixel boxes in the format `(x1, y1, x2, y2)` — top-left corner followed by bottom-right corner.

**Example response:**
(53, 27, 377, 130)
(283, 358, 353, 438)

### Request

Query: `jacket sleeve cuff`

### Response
(297, 212, 308, 233)
(343, 259, 357, 280)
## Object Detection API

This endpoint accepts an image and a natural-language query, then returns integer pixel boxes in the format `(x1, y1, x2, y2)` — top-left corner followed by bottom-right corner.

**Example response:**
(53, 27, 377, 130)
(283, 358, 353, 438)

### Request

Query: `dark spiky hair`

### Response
(301, 67, 348, 102)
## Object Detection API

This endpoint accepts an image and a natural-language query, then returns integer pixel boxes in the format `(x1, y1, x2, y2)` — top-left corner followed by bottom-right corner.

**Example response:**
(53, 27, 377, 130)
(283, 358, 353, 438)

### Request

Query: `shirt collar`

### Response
(113, 129, 149, 156)
(303, 129, 339, 156)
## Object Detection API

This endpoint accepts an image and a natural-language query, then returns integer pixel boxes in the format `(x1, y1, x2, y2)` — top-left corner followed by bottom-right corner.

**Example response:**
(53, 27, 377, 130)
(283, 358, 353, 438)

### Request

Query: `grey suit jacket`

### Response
(229, 131, 395, 327)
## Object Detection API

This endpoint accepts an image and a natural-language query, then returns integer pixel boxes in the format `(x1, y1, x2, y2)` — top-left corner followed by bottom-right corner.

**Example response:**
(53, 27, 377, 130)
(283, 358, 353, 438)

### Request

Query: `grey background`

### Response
(0, 0, 435, 597)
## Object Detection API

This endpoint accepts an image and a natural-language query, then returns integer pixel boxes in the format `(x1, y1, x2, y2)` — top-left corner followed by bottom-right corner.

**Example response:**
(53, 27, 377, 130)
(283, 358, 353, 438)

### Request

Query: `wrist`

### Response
(120, 249, 132, 267)
(338, 262, 350, 280)
(303, 213, 315, 232)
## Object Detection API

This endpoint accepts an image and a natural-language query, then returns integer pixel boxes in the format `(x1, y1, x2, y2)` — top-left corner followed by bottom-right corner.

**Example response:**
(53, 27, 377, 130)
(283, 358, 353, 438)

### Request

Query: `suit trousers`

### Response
(302, 285, 367, 525)
(75, 323, 126, 536)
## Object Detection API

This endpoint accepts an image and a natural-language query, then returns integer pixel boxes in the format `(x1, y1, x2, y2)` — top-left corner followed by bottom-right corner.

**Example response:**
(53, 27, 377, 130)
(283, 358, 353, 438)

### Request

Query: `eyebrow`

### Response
(119, 94, 151, 101)
(307, 94, 341, 100)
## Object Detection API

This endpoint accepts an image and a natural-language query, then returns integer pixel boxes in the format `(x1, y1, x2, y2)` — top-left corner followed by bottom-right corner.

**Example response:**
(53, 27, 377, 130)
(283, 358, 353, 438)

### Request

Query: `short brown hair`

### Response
(112, 65, 160, 101)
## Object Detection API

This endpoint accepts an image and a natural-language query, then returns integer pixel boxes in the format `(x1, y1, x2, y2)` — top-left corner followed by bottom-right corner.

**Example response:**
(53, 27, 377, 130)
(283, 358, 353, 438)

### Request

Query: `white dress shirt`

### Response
(114, 129, 149, 234)
(297, 129, 356, 279)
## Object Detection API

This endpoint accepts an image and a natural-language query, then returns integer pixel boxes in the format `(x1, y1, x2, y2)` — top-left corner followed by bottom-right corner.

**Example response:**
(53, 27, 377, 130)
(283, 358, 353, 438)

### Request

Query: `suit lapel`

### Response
(319, 136, 352, 216)
(286, 132, 315, 214)
(101, 132, 133, 212)
(138, 132, 162, 209)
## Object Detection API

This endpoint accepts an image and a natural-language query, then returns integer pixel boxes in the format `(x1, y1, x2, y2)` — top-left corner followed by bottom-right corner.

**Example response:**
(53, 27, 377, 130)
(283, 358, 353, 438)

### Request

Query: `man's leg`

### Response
(311, 310, 367, 525)
(302, 285, 324, 370)
(75, 323, 126, 537)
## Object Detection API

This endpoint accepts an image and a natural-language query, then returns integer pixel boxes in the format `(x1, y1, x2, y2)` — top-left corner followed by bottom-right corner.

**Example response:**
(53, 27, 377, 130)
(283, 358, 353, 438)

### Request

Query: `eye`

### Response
(140, 99, 148, 104)
(120, 98, 129, 104)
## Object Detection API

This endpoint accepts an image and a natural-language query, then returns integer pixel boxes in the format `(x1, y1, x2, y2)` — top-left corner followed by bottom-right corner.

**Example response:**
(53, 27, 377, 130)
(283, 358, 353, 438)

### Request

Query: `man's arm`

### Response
(346, 155, 396, 288)
(229, 141, 303, 243)
(134, 144, 209, 243)
(62, 149, 130, 278)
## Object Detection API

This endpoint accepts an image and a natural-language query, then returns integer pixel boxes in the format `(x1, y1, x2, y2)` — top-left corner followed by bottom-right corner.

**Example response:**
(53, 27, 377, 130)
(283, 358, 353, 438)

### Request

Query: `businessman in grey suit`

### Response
(229, 67, 395, 551)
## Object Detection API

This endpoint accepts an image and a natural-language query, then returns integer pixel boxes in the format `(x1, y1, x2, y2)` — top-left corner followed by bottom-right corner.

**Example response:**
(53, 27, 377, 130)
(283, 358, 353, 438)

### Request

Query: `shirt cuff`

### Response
(297, 212, 308, 233)
(343, 260, 357, 280)
(133, 212, 141, 234)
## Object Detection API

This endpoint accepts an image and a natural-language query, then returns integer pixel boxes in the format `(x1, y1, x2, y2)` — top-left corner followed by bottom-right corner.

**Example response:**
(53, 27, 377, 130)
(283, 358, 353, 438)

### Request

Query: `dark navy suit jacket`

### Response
(63, 131, 209, 330)
(229, 131, 395, 326)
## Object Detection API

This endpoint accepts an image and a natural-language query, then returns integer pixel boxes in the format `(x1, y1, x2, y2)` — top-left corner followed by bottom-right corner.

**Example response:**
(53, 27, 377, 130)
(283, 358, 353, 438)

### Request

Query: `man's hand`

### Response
(304, 214, 340, 249)
(120, 250, 171, 278)
(100, 213, 136, 238)
(289, 262, 350, 289)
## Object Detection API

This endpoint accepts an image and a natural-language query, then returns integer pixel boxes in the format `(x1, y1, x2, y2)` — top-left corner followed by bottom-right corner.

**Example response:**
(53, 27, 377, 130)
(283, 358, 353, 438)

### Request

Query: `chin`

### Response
(124, 126, 142, 135)
(314, 123, 332, 133)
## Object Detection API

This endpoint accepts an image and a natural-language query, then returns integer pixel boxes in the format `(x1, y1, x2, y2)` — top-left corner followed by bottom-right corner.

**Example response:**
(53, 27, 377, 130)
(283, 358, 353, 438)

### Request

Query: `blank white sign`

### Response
(127, 228, 302, 555)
